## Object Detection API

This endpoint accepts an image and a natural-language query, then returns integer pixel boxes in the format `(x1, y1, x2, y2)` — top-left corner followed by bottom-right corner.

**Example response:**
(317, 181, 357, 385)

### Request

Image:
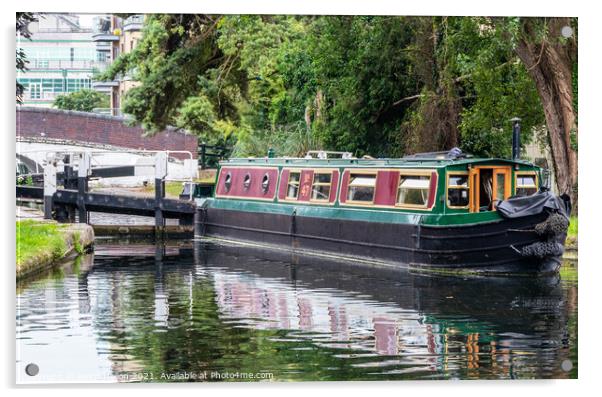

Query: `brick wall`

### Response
(16, 107, 198, 159)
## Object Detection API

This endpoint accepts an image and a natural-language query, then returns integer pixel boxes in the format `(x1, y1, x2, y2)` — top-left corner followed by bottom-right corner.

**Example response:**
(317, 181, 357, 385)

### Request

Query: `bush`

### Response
(53, 89, 110, 112)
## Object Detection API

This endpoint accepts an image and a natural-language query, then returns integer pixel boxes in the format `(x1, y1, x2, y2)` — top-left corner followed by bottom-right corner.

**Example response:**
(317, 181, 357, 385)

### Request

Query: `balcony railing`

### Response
(36, 27, 93, 33)
(92, 32, 120, 42)
(123, 15, 144, 31)
(28, 59, 109, 70)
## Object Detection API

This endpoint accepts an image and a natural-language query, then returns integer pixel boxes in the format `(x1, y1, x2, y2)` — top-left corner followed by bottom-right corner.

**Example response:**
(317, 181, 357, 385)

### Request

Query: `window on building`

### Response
(286, 171, 301, 199)
(97, 51, 109, 62)
(347, 173, 376, 203)
(53, 78, 65, 93)
(397, 174, 431, 207)
(311, 172, 332, 202)
(29, 83, 41, 99)
(447, 173, 469, 208)
(73, 47, 95, 61)
(66, 78, 91, 92)
(516, 173, 538, 196)
(24, 47, 73, 61)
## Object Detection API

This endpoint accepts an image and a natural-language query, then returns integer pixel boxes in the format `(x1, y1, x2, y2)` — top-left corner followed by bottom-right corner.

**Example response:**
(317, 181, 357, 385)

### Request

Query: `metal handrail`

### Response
(16, 150, 197, 196)
(305, 150, 355, 159)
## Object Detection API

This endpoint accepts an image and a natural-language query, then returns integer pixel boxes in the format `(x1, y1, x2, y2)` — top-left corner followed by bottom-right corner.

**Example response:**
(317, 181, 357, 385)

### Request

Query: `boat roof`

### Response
(221, 156, 539, 169)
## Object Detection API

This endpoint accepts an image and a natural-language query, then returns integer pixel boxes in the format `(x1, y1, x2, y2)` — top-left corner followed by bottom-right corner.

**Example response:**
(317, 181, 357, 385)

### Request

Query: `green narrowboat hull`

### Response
(195, 198, 566, 275)
(193, 152, 569, 275)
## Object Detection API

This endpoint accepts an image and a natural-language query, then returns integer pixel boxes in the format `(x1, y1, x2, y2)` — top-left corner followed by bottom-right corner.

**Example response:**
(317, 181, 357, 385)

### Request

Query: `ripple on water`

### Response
(16, 244, 578, 382)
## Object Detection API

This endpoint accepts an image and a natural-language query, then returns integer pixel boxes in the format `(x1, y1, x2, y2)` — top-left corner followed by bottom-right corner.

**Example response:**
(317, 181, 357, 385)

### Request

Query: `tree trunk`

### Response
(514, 18, 577, 210)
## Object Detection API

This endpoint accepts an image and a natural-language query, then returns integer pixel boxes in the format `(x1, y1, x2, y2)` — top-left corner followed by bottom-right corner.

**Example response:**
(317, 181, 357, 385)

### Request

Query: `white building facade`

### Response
(17, 14, 107, 107)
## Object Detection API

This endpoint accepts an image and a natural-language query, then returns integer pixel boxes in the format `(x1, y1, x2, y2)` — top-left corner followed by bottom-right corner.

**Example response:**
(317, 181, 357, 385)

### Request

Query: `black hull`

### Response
(195, 208, 565, 275)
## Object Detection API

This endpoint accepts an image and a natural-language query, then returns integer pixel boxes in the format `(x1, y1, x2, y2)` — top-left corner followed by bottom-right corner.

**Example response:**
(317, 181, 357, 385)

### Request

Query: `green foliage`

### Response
(16, 175, 33, 186)
(302, 17, 418, 157)
(448, 18, 544, 157)
(176, 95, 217, 135)
(568, 216, 578, 238)
(72, 232, 83, 254)
(53, 89, 110, 112)
(105, 15, 553, 159)
(98, 15, 229, 133)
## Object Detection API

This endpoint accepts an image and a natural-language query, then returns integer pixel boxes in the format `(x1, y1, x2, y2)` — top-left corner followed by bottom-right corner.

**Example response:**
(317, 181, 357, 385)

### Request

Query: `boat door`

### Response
(469, 166, 511, 212)
(491, 167, 511, 208)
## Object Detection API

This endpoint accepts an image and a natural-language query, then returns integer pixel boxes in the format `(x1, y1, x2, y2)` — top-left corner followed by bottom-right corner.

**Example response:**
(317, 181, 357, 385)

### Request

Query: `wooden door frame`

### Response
(469, 166, 512, 213)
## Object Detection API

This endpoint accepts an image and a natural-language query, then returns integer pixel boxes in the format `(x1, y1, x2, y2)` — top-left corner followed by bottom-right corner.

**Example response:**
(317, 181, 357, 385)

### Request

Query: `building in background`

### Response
(524, 139, 557, 194)
(89, 15, 120, 104)
(92, 14, 144, 116)
(16, 13, 107, 107)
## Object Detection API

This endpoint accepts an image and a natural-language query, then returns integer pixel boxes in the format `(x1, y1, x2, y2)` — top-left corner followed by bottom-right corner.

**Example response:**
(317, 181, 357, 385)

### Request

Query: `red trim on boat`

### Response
(374, 170, 399, 206)
(329, 171, 339, 203)
(427, 171, 438, 208)
(216, 167, 278, 199)
(298, 170, 314, 201)
(339, 171, 350, 204)
(278, 169, 290, 200)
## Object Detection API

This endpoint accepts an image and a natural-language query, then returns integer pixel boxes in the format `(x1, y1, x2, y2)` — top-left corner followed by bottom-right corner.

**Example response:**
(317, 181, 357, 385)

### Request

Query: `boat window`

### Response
(516, 173, 538, 196)
(347, 173, 376, 203)
(447, 173, 469, 208)
(397, 174, 431, 207)
(261, 173, 270, 193)
(495, 173, 506, 201)
(286, 171, 301, 199)
(224, 172, 232, 192)
(311, 172, 332, 201)
(243, 173, 251, 190)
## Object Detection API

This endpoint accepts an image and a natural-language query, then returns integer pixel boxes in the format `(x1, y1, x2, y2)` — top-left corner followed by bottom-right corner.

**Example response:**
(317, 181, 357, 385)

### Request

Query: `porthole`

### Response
(261, 173, 270, 193)
(243, 173, 252, 190)
(224, 173, 232, 192)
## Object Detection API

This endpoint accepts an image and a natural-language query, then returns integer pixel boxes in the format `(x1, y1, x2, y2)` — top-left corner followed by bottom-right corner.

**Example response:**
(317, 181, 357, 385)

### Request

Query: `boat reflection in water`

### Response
(16, 240, 577, 383)
(196, 242, 575, 378)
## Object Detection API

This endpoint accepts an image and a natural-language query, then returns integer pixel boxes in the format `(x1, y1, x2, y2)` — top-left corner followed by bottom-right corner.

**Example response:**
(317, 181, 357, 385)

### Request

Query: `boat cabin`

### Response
(211, 150, 543, 215)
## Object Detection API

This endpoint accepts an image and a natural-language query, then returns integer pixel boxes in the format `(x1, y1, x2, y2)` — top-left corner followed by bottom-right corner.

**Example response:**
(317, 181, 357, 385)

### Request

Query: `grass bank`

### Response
(565, 215, 578, 251)
(17, 220, 66, 267)
(568, 216, 578, 238)
(16, 220, 94, 279)
(143, 176, 216, 198)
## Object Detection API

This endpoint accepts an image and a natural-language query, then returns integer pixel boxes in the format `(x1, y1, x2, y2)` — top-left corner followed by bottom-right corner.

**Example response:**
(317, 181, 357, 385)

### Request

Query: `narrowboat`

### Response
(193, 149, 571, 275)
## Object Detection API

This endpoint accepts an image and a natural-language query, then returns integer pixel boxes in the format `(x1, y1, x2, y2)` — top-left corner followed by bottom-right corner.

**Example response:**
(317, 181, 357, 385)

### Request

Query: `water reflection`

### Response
(16, 241, 578, 383)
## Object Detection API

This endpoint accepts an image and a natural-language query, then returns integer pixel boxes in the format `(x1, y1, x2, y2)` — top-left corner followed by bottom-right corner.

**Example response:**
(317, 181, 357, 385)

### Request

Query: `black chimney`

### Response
(511, 117, 521, 160)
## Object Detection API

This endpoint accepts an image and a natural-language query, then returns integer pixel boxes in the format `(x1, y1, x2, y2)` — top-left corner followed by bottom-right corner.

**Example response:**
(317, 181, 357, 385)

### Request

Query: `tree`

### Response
(16, 12, 37, 103)
(53, 89, 110, 112)
(97, 14, 227, 133)
(512, 17, 578, 208)
(99, 13, 573, 196)
(440, 17, 545, 158)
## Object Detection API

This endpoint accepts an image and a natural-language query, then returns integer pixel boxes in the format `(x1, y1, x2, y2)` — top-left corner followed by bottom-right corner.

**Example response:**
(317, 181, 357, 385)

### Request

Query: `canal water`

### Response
(16, 240, 578, 383)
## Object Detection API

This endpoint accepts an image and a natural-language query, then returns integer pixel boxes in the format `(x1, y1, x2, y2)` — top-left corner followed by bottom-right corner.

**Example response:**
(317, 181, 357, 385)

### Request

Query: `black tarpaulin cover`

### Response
(497, 190, 572, 220)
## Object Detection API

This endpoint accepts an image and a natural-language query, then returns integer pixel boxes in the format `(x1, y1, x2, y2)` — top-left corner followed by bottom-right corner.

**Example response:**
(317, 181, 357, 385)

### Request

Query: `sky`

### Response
(77, 13, 104, 28)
